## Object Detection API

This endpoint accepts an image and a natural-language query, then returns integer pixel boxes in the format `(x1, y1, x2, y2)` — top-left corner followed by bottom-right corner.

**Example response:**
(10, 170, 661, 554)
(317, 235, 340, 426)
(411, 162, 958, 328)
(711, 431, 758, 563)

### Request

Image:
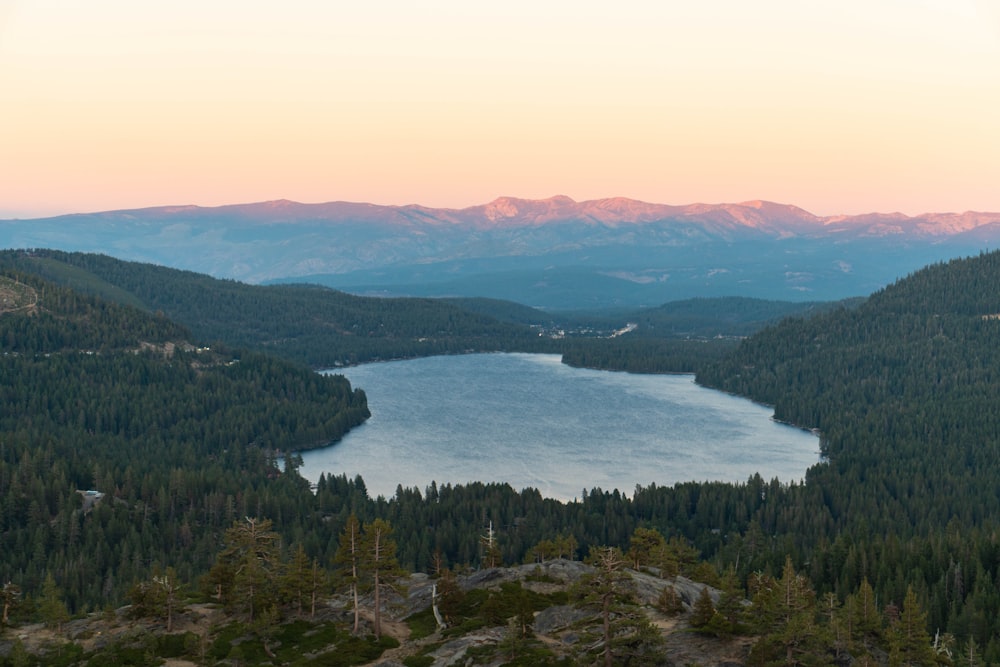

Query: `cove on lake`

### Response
(297, 353, 820, 502)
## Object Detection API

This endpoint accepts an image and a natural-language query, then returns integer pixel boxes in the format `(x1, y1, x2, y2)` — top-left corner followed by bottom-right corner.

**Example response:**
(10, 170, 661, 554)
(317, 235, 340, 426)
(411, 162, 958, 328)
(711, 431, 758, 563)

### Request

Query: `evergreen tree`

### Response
(435, 568, 464, 627)
(38, 572, 69, 632)
(7, 638, 29, 667)
(822, 591, 850, 663)
(627, 526, 666, 571)
(214, 517, 281, 622)
(359, 518, 404, 638)
(714, 566, 747, 635)
(499, 617, 528, 663)
(554, 533, 578, 560)
(280, 543, 312, 618)
(656, 585, 684, 617)
(157, 567, 184, 633)
(958, 637, 981, 667)
(128, 565, 184, 632)
(848, 577, 884, 654)
(585, 546, 629, 667)
(888, 587, 937, 667)
(333, 513, 363, 633)
(748, 557, 831, 667)
(577, 546, 665, 667)
(307, 558, 326, 619)
(690, 586, 717, 630)
(252, 604, 281, 660)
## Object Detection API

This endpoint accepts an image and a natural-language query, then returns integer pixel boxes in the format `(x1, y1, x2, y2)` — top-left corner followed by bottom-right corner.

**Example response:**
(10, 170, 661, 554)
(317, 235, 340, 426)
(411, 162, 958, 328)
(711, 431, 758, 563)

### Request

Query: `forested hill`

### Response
(694, 251, 1000, 641)
(9, 250, 1000, 661)
(0, 267, 369, 609)
(0, 249, 549, 368)
(2, 250, 840, 374)
(699, 250, 1000, 517)
(699, 250, 1000, 442)
(625, 296, 857, 338)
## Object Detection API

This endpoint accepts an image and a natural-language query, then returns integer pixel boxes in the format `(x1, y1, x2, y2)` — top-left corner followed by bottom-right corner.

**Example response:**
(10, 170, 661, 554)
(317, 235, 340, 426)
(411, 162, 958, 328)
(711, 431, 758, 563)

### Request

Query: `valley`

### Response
(6, 0, 998, 662)
(1, 245, 999, 664)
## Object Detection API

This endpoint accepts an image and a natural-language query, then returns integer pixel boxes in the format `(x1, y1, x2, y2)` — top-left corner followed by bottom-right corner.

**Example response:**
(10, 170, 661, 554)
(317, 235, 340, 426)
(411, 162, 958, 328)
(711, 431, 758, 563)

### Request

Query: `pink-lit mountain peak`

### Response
(465, 195, 685, 227)
(57, 196, 1000, 237)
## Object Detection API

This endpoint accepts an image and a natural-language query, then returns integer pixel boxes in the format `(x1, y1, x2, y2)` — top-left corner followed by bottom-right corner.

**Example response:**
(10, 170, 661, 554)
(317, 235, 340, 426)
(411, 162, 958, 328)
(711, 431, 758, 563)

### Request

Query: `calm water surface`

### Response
(298, 353, 819, 501)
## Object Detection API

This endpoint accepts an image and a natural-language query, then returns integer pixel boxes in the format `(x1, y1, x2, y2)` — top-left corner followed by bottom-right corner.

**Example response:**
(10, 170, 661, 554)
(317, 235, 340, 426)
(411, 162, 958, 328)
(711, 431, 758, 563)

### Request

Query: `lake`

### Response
(297, 353, 820, 501)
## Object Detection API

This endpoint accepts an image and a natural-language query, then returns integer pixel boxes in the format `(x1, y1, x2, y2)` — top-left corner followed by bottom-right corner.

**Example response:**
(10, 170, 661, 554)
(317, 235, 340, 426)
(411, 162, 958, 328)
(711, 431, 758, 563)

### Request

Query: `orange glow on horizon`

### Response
(1, 1, 999, 219)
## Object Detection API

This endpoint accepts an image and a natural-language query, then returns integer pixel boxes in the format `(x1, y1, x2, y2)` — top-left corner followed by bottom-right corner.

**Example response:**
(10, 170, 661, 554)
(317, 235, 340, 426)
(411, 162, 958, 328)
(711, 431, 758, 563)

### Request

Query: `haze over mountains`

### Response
(3, 196, 998, 308)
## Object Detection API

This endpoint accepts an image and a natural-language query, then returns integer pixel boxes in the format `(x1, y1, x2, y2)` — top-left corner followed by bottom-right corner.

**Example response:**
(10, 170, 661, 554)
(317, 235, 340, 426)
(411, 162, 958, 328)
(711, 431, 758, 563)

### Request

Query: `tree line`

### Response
(6, 248, 1000, 662)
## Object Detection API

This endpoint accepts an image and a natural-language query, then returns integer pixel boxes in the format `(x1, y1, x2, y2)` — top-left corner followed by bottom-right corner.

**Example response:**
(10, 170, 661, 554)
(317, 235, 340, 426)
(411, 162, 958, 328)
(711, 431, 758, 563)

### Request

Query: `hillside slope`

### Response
(697, 250, 1000, 583)
(3, 249, 1000, 661)
(0, 249, 548, 368)
(2, 250, 832, 373)
(0, 266, 369, 611)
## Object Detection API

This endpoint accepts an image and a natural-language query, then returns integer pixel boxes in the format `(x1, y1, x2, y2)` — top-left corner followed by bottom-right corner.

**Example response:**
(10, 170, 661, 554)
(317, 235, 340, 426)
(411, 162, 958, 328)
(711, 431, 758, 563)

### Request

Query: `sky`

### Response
(1, 0, 999, 219)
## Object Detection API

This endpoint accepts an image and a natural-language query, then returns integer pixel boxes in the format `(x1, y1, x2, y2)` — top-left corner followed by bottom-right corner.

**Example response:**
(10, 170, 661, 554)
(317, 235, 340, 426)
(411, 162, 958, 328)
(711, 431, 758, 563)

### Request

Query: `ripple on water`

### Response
(298, 353, 819, 501)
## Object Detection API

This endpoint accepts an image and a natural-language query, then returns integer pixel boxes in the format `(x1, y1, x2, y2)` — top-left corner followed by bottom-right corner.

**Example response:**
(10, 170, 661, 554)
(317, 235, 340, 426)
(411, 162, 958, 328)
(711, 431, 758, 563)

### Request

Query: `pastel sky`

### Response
(1, 0, 998, 218)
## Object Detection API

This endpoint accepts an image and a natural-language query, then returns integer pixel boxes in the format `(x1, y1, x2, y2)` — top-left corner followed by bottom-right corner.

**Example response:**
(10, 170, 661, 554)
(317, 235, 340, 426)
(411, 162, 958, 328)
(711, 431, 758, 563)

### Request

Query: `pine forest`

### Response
(1, 248, 1000, 665)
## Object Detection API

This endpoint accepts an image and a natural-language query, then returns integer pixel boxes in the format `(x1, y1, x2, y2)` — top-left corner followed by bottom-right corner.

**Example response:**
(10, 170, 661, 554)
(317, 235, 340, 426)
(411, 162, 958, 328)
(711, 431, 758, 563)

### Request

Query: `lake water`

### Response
(298, 353, 820, 501)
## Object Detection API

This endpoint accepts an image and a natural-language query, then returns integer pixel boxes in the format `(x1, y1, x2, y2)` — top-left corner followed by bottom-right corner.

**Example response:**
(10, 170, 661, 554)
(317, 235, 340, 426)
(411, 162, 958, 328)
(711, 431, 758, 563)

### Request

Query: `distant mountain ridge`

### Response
(3, 196, 999, 308)
(27, 195, 1000, 234)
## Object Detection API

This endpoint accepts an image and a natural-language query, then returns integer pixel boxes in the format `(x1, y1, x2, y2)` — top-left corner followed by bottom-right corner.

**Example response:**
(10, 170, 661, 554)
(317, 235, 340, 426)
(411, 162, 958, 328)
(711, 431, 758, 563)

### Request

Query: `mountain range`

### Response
(3, 196, 999, 308)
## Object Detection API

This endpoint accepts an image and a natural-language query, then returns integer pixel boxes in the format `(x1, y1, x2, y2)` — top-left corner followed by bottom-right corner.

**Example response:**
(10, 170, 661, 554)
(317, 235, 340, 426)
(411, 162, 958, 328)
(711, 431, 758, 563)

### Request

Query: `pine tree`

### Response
(822, 591, 849, 662)
(715, 566, 747, 635)
(849, 577, 883, 653)
(959, 636, 981, 667)
(130, 565, 185, 632)
(436, 568, 464, 627)
(657, 585, 684, 617)
(748, 556, 831, 667)
(333, 513, 363, 633)
(281, 543, 312, 618)
(588, 546, 629, 667)
(690, 586, 717, 629)
(252, 604, 281, 659)
(7, 638, 29, 667)
(499, 617, 526, 663)
(359, 518, 404, 638)
(308, 558, 326, 619)
(555, 533, 578, 560)
(627, 526, 666, 571)
(887, 587, 937, 667)
(577, 546, 665, 667)
(215, 517, 281, 622)
(155, 566, 184, 633)
(38, 572, 69, 632)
